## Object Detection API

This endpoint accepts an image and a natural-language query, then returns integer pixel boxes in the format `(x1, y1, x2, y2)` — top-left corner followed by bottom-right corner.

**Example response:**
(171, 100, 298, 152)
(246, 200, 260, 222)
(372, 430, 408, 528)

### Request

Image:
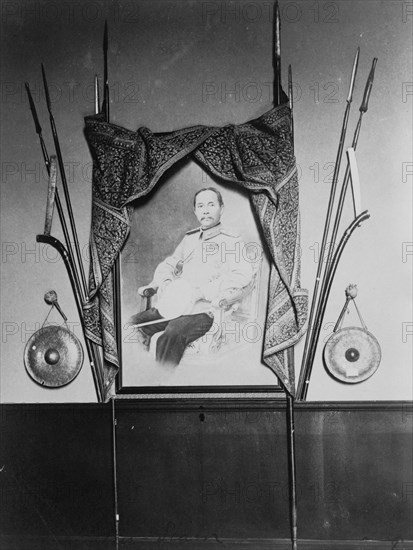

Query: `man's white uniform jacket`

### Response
(152, 223, 254, 315)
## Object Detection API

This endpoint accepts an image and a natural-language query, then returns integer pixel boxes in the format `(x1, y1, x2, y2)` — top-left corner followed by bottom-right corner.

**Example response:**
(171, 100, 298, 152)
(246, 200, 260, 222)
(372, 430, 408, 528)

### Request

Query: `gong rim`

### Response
(323, 326, 381, 384)
(24, 325, 84, 388)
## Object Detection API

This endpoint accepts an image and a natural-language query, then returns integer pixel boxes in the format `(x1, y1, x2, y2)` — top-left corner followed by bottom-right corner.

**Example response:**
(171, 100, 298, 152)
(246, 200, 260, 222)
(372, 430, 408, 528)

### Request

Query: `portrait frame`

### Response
(113, 159, 285, 397)
(84, 98, 304, 401)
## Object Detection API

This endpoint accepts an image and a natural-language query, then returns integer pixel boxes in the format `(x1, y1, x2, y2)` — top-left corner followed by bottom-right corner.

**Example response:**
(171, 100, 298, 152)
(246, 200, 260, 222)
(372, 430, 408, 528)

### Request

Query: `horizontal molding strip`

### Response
(1, 535, 412, 550)
(1, 400, 412, 413)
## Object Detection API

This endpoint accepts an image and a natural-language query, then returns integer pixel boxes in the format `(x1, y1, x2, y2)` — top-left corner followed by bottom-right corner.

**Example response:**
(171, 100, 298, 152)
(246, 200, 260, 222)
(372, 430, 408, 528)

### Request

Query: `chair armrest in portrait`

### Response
(208, 281, 256, 354)
(218, 279, 256, 310)
(138, 284, 158, 298)
(218, 255, 263, 316)
(138, 284, 158, 310)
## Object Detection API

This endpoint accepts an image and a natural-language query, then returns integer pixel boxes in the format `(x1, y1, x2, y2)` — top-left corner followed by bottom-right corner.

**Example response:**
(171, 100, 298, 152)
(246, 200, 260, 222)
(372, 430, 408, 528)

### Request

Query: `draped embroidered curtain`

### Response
(83, 101, 307, 399)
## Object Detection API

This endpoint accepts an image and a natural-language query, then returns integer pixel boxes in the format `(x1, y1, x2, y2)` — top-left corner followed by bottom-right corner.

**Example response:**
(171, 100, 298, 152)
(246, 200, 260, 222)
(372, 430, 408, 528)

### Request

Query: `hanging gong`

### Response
(323, 326, 381, 383)
(24, 325, 84, 387)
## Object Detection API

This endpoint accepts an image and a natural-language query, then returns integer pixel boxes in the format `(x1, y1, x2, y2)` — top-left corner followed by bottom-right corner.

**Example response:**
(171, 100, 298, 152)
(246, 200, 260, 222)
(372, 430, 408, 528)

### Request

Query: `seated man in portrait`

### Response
(128, 187, 254, 367)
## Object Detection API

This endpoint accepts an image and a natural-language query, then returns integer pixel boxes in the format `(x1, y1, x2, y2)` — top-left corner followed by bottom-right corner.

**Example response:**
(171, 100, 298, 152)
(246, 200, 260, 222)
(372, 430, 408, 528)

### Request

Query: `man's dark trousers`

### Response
(129, 307, 214, 366)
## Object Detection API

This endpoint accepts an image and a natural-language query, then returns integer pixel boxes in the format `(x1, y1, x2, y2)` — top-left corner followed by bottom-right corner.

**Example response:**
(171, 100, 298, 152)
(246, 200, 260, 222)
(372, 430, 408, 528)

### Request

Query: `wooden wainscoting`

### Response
(0, 400, 412, 549)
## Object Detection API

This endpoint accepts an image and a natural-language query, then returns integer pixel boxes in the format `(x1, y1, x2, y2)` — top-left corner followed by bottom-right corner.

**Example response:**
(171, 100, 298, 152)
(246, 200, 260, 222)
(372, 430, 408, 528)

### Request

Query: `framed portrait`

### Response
(84, 100, 304, 401)
(116, 159, 283, 395)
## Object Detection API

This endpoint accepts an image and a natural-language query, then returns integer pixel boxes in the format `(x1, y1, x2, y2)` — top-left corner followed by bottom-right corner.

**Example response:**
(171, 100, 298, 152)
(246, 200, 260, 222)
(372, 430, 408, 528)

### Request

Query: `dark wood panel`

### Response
(294, 410, 413, 541)
(1, 401, 412, 549)
(0, 404, 114, 538)
(115, 406, 290, 539)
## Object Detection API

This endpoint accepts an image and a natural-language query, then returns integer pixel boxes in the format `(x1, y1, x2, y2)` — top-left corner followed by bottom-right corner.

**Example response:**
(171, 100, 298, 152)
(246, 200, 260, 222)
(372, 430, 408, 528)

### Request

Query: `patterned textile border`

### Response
(84, 102, 307, 399)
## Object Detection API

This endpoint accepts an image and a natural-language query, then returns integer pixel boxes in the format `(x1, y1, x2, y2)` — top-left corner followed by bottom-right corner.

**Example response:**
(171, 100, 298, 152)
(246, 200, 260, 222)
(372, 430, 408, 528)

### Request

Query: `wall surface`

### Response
(1, 0, 412, 402)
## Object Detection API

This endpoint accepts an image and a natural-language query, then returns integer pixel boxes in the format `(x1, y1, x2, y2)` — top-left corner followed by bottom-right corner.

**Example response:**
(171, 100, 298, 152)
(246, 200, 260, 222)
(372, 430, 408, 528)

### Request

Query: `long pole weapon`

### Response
(285, 63, 298, 550)
(297, 58, 377, 400)
(99, 22, 120, 550)
(41, 64, 88, 301)
(94, 74, 100, 115)
(288, 64, 294, 142)
(271, 2, 297, 540)
(274, 1, 282, 106)
(101, 21, 110, 121)
(297, 48, 360, 398)
(25, 83, 50, 172)
(286, 369, 297, 550)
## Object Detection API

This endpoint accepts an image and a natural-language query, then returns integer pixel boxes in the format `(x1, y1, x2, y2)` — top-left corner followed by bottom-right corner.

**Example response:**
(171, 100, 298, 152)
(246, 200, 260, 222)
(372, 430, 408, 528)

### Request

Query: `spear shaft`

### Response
(297, 48, 360, 399)
(25, 82, 50, 171)
(274, 1, 282, 105)
(288, 65, 294, 144)
(286, 386, 297, 550)
(41, 63, 88, 301)
(102, 21, 109, 121)
(94, 74, 100, 115)
(286, 58, 298, 550)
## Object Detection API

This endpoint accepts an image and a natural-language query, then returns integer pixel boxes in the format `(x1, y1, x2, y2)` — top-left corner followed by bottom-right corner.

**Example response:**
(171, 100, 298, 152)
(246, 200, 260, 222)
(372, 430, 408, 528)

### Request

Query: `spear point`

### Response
(346, 47, 360, 103)
(103, 20, 108, 55)
(25, 82, 42, 135)
(41, 63, 52, 114)
(360, 57, 377, 113)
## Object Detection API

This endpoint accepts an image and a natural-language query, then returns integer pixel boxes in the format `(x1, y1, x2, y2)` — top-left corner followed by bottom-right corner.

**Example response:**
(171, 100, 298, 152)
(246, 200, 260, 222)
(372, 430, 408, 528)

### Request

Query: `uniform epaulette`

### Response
(185, 227, 201, 235)
(220, 227, 240, 238)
